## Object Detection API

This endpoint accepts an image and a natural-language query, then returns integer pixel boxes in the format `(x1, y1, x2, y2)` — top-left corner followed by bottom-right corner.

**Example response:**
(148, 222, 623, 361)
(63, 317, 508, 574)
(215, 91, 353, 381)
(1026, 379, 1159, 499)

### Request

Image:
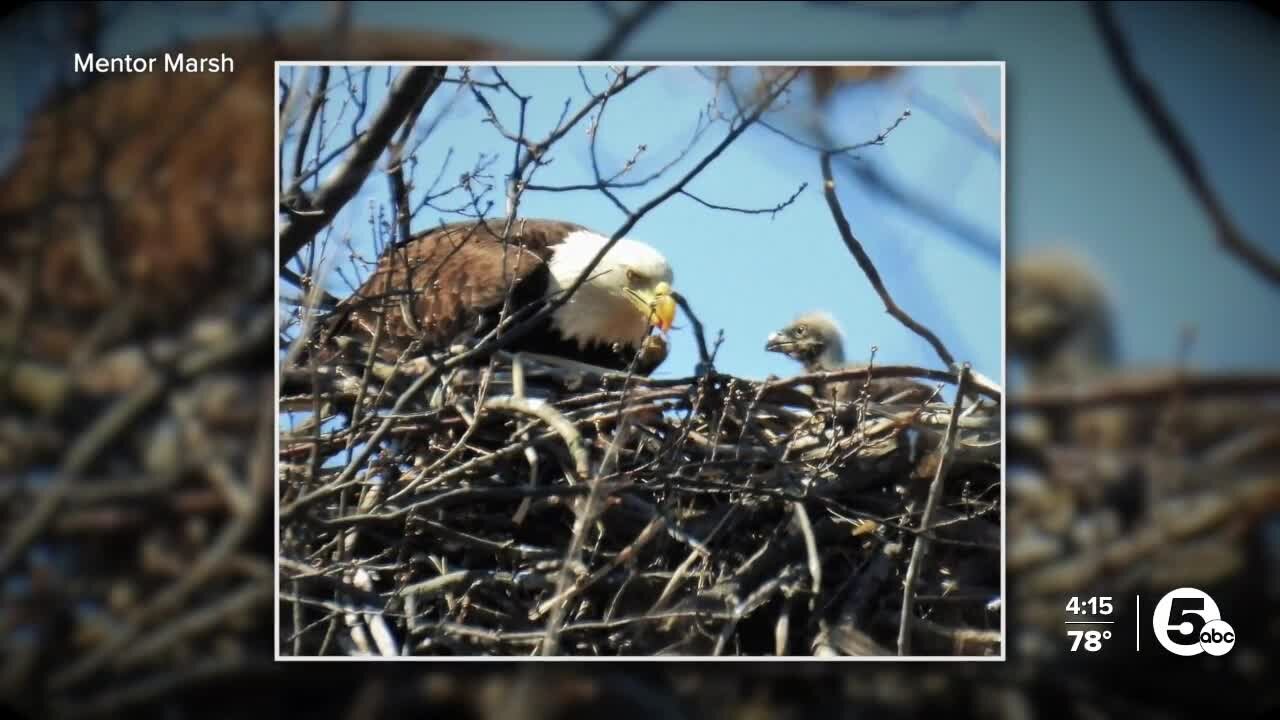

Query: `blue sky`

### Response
(278, 63, 1003, 384)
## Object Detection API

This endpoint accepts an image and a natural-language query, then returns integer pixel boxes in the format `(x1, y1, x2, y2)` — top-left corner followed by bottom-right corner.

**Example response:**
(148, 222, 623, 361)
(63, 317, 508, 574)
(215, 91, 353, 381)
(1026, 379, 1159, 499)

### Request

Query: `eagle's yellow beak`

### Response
(627, 281, 677, 335)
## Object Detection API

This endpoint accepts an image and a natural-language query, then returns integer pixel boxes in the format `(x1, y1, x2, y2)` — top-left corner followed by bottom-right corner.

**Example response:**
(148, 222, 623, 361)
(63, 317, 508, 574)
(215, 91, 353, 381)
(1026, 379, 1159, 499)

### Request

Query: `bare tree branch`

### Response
(840, 155, 1000, 264)
(279, 66, 447, 268)
(764, 362, 1001, 402)
(679, 182, 807, 217)
(908, 87, 1001, 158)
(517, 66, 657, 181)
(1090, 1, 1280, 287)
(673, 291, 713, 373)
(804, 0, 978, 20)
(899, 364, 970, 655)
(292, 67, 331, 184)
(756, 109, 911, 156)
(458, 69, 804, 366)
(745, 81, 1000, 264)
(587, 1, 671, 60)
(820, 146, 958, 371)
(1013, 370, 1280, 410)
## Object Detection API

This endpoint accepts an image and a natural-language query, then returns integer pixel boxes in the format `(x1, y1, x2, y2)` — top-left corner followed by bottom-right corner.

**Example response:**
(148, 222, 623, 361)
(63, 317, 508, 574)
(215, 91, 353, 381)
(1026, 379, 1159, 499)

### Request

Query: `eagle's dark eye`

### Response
(794, 325, 807, 337)
(625, 268, 639, 284)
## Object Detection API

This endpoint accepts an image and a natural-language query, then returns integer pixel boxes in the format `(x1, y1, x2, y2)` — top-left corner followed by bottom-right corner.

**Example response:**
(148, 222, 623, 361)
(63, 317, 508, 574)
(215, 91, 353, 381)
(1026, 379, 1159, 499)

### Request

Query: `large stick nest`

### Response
(278, 351, 1003, 657)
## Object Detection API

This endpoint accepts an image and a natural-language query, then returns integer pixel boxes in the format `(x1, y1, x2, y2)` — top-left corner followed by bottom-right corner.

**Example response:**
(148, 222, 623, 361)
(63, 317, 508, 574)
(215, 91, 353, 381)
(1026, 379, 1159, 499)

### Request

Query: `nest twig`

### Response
(277, 351, 1003, 657)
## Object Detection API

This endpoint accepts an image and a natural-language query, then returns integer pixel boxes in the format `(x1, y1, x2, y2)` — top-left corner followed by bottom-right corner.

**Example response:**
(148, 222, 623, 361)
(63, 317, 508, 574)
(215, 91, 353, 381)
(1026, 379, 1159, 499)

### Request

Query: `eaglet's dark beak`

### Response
(765, 331, 792, 353)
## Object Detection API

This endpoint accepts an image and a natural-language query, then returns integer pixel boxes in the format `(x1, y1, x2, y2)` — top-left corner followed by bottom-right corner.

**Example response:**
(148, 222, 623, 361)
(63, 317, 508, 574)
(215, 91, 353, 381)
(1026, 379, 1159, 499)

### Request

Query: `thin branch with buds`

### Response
(279, 66, 447, 267)
(819, 137, 958, 371)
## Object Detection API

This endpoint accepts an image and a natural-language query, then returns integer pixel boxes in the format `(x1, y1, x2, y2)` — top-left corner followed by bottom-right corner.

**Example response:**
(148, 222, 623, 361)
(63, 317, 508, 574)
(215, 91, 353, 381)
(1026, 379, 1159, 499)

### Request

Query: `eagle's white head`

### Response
(546, 230, 677, 349)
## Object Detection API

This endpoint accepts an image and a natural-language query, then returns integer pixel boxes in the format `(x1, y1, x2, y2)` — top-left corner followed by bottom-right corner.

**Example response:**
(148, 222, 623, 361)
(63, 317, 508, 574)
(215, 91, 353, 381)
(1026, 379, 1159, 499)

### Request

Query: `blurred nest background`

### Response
(278, 342, 1003, 657)
(2, 4, 1279, 720)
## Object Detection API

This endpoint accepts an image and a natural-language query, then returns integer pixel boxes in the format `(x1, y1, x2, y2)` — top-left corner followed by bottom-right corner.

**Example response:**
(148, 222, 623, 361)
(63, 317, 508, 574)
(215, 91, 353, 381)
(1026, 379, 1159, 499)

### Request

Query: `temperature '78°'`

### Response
(1068, 630, 1111, 652)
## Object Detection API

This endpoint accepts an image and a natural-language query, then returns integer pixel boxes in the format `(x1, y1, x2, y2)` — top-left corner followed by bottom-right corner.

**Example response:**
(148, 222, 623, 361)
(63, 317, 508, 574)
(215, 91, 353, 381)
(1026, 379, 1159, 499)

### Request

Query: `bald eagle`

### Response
(1007, 248, 1116, 387)
(308, 218, 678, 376)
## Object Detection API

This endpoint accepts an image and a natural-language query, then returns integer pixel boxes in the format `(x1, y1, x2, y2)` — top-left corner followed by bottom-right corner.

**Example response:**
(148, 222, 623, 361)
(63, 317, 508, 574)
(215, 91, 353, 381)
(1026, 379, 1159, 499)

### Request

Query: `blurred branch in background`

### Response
(1090, 0, 1280, 287)
(735, 66, 1002, 265)
(803, 1, 979, 20)
(906, 86, 1001, 159)
(832, 140, 1001, 265)
(0, 1, 1277, 719)
(588, 1, 672, 60)
(0, 13, 530, 718)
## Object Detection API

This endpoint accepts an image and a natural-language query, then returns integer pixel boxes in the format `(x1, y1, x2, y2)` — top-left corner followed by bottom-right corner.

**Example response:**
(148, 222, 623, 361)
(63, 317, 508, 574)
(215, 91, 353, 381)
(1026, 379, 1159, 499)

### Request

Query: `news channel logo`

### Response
(1151, 587, 1236, 657)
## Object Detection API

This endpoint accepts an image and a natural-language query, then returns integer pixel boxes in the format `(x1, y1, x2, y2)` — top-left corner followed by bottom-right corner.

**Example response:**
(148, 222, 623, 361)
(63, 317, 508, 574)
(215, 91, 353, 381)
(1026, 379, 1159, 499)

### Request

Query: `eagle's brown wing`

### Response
(326, 218, 587, 359)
